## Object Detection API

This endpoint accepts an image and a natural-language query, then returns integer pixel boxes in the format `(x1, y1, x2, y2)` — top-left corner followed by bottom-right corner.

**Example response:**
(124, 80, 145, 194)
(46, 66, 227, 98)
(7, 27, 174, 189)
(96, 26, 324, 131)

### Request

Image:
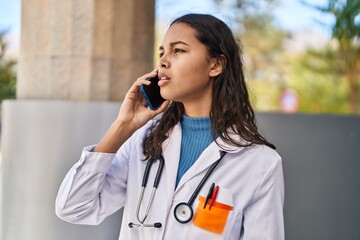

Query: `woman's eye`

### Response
(159, 52, 164, 58)
(174, 48, 184, 53)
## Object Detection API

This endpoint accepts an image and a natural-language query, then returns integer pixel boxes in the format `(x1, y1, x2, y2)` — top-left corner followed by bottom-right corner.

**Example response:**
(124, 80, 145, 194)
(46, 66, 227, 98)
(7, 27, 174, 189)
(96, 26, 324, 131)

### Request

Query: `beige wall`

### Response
(17, 0, 155, 101)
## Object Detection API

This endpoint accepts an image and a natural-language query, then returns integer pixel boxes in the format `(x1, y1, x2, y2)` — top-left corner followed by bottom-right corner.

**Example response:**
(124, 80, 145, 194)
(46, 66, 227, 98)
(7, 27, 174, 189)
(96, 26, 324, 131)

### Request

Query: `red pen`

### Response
(209, 185, 219, 210)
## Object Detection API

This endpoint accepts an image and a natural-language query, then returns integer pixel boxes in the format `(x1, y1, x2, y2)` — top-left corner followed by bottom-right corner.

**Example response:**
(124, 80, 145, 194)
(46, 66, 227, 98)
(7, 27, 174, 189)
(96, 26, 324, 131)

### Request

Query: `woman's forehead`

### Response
(160, 22, 199, 47)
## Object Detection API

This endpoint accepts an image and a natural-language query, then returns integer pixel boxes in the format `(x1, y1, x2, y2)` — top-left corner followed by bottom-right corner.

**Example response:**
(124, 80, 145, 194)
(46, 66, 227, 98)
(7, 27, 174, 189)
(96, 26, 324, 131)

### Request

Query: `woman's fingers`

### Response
(120, 69, 168, 123)
(128, 69, 158, 94)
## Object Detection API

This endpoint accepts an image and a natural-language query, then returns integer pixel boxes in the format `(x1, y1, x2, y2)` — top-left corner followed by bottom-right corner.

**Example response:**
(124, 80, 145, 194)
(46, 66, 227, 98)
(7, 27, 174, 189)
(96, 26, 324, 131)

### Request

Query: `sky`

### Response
(155, 0, 332, 31)
(0, 0, 333, 58)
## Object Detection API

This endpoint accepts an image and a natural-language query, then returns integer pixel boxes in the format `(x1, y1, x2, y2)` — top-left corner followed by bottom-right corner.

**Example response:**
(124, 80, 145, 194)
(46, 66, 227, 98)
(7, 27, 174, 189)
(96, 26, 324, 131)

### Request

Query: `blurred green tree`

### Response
(289, 47, 350, 113)
(239, 14, 288, 112)
(303, 0, 360, 113)
(214, 0, 288, 111)
(216, 0, 359, 114)
(0, 30, 16, 103)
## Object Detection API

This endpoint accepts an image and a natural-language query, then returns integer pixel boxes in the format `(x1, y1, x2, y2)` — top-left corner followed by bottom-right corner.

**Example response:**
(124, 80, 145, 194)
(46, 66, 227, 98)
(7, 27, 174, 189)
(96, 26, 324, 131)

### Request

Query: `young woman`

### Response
(56, 13, 285, 240)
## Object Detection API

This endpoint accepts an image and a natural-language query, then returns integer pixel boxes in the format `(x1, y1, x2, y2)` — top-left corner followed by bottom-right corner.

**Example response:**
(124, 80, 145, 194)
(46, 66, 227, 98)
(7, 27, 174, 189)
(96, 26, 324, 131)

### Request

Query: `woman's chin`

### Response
(160, 90, 173, 101)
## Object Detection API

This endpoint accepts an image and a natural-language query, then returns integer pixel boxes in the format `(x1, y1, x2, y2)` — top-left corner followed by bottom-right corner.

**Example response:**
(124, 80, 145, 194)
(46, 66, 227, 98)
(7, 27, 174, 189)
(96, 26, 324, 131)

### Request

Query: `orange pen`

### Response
(208, 185, 219, 210)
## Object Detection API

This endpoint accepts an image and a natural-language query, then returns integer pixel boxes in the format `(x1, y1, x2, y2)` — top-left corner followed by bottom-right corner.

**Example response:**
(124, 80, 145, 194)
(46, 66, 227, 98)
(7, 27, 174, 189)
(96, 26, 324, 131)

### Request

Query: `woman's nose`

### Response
(158, 56, 170, 69)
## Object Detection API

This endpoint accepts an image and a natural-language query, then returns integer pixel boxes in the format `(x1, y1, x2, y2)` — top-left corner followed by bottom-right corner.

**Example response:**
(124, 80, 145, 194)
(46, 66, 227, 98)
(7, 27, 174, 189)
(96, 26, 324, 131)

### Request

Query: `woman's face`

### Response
(158, 22, 216, 108)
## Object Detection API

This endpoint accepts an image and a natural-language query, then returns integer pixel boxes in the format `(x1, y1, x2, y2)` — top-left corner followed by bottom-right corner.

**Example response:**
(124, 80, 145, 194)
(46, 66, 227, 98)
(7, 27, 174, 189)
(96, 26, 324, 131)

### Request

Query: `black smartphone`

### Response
(140, 75, 165, 110)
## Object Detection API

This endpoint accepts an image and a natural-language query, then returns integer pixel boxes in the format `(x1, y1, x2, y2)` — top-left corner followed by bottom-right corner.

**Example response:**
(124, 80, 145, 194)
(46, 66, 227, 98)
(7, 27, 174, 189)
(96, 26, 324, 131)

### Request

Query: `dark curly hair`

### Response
(143, 13, 275, 159)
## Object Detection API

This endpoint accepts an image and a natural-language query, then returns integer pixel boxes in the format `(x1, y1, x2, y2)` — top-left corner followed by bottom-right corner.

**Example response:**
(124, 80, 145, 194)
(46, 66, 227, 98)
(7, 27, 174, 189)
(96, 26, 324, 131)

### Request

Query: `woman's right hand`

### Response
(116, 69, 170, 131)
(94, 70, 170, 153)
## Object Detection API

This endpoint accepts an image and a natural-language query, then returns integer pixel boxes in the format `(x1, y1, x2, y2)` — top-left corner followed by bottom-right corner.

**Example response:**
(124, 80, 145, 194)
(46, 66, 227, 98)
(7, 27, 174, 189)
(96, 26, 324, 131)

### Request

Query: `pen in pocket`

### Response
(209, 185, 219, 210)
(203, 183, 215, 209)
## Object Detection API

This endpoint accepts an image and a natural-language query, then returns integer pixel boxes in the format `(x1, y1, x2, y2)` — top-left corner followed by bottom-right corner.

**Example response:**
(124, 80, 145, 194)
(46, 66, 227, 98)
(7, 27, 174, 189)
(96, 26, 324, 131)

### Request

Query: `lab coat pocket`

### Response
(193, 187, 233, 234)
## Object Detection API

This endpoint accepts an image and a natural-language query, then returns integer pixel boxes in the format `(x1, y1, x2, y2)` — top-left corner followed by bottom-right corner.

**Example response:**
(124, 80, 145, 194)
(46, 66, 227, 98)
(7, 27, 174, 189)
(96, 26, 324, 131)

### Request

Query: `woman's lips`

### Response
(158, 76, 170, 86)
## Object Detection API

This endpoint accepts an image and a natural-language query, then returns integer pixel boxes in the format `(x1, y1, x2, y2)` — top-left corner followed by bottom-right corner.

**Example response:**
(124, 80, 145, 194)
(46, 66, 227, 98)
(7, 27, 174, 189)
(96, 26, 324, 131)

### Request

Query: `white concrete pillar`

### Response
(17, 0, 155, 101)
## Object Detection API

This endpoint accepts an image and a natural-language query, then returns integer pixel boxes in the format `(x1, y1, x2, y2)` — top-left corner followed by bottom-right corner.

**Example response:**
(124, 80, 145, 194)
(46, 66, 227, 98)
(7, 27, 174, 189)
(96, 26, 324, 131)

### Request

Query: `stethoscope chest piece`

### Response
(173, 151, 227, 224)
(129, 151, 227, 227)
(174, 202, 193, 224)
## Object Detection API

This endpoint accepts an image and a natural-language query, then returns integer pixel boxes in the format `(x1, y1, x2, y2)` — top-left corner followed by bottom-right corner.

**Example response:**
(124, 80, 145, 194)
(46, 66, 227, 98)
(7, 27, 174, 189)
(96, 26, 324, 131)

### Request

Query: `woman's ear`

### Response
(209, 55, 226, 77)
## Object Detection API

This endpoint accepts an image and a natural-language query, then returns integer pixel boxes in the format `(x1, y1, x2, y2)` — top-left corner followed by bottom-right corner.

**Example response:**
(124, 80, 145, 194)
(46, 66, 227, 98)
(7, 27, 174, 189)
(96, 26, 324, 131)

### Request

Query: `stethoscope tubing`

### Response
(174, 151, 226, 224)
(136, 155, 165, 224)
(131, 151, 227, 227)
(142, 155, 165, 188)
(187, 151, 226, 206)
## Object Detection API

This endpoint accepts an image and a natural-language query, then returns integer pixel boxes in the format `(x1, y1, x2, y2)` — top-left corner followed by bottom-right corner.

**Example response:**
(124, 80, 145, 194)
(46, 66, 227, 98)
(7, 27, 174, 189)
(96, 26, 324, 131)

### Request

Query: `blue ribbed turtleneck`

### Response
(176, 115, 214, 187)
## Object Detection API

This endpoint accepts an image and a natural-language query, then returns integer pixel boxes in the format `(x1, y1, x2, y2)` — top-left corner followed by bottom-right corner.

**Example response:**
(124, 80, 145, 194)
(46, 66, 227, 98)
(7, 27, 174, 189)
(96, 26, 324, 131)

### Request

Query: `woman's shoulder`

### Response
(219, 133, 281, 163)
(252, 144, 281, 160)
(118, 119, 158, 151)
(135, 119, 158, 137)
(243, 143, 282, 169)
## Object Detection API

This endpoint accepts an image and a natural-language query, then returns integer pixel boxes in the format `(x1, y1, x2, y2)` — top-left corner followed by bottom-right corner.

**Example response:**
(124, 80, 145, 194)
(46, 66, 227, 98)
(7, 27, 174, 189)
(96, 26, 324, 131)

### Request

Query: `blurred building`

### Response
(1, 0, 155, 239)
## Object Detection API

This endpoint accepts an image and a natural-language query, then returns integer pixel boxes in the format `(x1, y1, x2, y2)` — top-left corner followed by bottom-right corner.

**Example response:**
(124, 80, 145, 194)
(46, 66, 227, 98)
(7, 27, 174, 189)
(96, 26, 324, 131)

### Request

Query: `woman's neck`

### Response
(182, 96, 212, 118)
(183, 104, 210, 117)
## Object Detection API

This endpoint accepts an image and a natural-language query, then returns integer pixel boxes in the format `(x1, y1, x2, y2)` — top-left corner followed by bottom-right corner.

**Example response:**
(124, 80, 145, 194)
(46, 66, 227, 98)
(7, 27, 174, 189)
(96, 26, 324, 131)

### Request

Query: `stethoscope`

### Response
(129, 155, 165, 228)
(128, 151, 226, 229)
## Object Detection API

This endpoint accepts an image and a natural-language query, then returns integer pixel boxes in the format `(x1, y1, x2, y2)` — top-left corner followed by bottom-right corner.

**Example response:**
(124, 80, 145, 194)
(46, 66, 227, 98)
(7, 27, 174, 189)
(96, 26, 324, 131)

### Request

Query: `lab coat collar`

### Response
(163, 122, 248, 194)
(176, 134, 247, 191)
(162, 123, 182, 201)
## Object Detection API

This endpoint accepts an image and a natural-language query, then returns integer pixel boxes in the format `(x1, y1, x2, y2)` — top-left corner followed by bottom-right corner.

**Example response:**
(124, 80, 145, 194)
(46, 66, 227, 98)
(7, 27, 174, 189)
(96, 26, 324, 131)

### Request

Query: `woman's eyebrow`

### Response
(159, 41, 190, 50)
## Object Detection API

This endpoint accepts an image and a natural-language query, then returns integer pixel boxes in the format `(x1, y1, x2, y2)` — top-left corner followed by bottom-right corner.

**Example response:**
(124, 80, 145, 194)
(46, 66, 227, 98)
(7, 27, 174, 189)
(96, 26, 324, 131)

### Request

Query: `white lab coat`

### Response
(56, 120, 285, 240)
